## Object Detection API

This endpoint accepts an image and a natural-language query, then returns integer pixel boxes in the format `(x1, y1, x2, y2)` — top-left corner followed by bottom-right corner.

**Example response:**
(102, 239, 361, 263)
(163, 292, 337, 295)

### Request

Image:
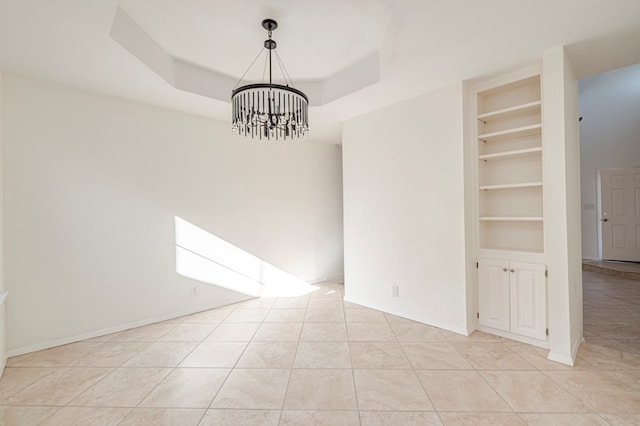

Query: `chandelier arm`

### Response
(274, 50, 295, 87)
(232, 46, 267, 90)
(261, 48, 269, 83)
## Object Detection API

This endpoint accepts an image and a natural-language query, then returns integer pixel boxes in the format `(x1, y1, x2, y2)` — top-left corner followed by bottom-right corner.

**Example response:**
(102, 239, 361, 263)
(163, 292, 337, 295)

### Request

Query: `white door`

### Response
(478, 259, 510, 332)
(600, 168, 640, 262)
(509, 262, 546, 340)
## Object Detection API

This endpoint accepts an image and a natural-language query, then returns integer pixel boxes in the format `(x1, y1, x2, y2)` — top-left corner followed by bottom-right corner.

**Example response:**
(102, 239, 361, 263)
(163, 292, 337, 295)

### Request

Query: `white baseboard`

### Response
(5, 301, 250, 358)
(477, 325, 550, 349)
(547, 351, 575, 366)
(308, 273, 344, 285)
(342, 296, 470, 336)
(571, 333, 584, 360)
(546, 334, 583, 367)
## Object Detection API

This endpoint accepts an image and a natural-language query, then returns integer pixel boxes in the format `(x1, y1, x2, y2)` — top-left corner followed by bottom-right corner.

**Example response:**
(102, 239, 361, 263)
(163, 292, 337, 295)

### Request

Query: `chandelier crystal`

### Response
(231, 19, 309, 143)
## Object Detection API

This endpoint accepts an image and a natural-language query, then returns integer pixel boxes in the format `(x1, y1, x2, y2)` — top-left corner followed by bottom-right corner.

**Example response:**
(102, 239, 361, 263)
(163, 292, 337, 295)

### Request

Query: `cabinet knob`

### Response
(502, 267, 508, 272)
(510, 269, 515, 273)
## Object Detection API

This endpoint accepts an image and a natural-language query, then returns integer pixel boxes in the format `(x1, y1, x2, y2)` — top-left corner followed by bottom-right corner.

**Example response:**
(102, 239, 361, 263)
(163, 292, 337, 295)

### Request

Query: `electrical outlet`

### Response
(190, 286, 199, 296)
(391, 284, 400, 297)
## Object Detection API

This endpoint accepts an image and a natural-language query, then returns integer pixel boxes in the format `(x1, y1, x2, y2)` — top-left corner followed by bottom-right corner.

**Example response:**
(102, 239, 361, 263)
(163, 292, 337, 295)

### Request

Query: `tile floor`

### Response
(583, 260, 640, 281)
(0, 279, 639, 425)
(583, 270, 640, 355)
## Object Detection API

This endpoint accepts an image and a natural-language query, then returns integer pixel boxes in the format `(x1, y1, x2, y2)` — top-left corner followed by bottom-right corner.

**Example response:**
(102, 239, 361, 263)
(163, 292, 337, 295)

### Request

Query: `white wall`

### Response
(543, 47, 583, 365)
(579, 64, 640, 260)
(0, 69, 6, 370)
(2, 74, 344, 355)
(342, 83, 469, 334)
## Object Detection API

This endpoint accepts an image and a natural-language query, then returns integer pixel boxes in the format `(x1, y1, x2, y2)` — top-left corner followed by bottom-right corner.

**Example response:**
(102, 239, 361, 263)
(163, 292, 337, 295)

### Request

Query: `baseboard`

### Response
(571, 333, 584, 361)
(477, 325, 549, 349)
(308, 273, 344, 285)
(5, 301, 251, 358)
(547, 334, 584, 366)
(547, 351, 575, 366)
(342, 296, 470, 336)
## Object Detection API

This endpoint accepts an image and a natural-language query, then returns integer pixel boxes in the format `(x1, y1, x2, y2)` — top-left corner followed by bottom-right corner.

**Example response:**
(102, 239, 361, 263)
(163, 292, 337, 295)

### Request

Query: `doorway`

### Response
(580, 64, 640, 355)
(598, 167, 640, 262)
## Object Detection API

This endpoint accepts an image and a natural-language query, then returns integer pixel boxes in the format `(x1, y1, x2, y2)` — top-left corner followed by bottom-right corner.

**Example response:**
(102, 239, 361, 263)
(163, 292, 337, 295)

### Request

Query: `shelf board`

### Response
(478, 248, 546, 262)
(478, 101, 541, 121)
(478, 124, 542, 142)
(479, 182, 542, 190)
(480, 216, 543, 221)
(480, 246, 544, 255)
(478, 147, 542, 161)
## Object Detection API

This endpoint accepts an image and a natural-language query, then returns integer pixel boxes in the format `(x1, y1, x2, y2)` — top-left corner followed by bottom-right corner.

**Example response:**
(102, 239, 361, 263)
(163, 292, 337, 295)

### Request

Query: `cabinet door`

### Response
(478, 259, 510, 331)
(509, 262, 546, 340)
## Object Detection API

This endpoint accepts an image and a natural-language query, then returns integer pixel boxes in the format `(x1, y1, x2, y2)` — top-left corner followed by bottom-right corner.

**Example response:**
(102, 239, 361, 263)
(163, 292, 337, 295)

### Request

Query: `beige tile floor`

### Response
(1, 280, 639, 425)
(583, 270, 640, 355)
(583, 260, 640, 281)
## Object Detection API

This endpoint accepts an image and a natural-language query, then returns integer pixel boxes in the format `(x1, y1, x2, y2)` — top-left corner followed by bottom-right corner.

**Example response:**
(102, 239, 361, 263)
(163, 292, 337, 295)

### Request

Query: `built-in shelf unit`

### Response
(477, 74, 543, 254)
(474, 71, 548, 347)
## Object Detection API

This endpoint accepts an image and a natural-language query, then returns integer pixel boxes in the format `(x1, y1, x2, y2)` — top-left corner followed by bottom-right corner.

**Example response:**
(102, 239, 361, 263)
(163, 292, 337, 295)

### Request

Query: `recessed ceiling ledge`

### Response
(110, 7, 381, 106)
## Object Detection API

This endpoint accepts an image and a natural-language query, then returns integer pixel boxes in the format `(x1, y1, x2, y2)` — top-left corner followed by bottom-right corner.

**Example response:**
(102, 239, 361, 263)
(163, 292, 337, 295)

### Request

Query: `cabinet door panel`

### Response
(509, 262, 546, 340)
(478, 259, 510, 331)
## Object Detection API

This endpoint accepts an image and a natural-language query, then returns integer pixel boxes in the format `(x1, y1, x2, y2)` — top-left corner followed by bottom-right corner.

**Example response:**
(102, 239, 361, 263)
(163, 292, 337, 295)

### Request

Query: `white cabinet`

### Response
(479, 259, 547, 341)
(478, 259, 510, 331)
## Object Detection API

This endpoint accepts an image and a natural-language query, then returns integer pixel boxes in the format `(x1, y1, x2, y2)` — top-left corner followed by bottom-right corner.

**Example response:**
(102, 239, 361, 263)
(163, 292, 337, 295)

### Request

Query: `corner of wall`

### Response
(547, 350, 576, 366)
(462, 80, 479, 333)
(543, 46, 583, 364)
(546, 326, 583, 366)
(0, 68, 6, 372)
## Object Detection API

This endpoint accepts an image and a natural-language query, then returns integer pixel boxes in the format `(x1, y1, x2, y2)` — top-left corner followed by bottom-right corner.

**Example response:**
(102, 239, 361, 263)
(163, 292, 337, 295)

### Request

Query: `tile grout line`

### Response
(205, 302, 270, 414)
(343, 292, 363, 426)
(277, 291, 311, 424)
(121, 318, 224, 421)
(385, 313, 441, 423)
(61, 321, 188, 422)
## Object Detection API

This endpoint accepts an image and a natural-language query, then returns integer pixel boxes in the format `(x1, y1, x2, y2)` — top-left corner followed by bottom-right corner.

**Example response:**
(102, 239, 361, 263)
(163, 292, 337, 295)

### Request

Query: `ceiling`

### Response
(1, 0, 640, 144)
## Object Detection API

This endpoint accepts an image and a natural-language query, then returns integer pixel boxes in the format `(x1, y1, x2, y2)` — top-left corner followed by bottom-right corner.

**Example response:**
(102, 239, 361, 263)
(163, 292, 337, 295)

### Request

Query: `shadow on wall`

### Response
(174, 217, 318, 298)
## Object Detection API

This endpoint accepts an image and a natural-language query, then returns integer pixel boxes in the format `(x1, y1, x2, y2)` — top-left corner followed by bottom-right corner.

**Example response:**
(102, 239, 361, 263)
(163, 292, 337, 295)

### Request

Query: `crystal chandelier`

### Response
(231, 19, 309, 143)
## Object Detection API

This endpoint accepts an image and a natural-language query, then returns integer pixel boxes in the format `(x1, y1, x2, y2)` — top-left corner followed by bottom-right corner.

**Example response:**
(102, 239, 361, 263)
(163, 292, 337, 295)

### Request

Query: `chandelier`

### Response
(231, 19, 309, 143)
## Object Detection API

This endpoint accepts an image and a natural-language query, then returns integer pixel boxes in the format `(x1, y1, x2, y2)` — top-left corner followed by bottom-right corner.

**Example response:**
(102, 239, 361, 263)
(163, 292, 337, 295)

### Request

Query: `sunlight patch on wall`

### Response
(174, 216, 317, 297)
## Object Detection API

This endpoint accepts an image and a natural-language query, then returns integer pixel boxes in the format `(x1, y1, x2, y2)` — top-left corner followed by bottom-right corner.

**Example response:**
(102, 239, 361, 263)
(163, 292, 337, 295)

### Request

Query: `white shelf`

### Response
(475, 74, 544, 265)
(479, 182, 543, 190)
(478, 147, 542, 161)
(478, 124, 542, 142)
(479, 248, 546, 263)
(478, 101, 542, 122)
(479, 247, 544, 255)
(480, 216, 543, 221)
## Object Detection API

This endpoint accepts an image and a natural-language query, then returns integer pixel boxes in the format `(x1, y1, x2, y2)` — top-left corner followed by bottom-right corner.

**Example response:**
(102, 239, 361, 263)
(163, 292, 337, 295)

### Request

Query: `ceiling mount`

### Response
(263, 19, 277, 49)
(261, 18, 277, 32)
